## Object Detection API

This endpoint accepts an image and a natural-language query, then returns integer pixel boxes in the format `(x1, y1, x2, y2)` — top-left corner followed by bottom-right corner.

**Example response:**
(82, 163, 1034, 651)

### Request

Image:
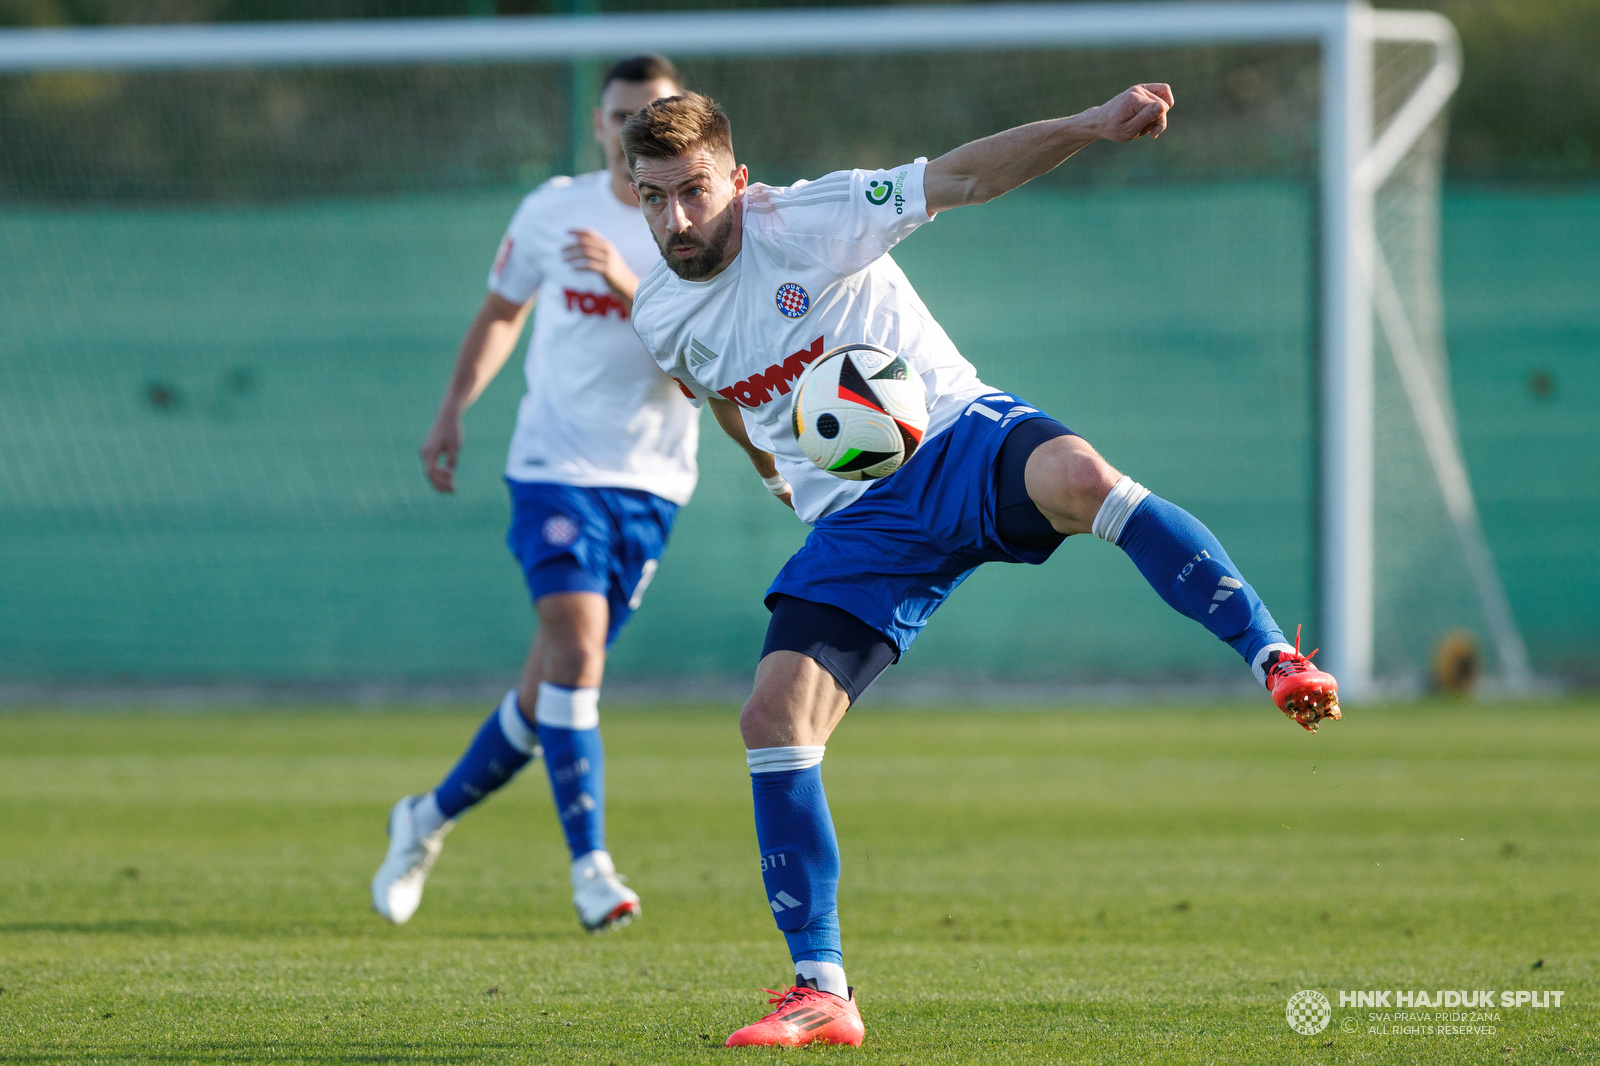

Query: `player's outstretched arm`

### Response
(708, 395, 793, 510)
(923, 83, 1173, 215)
(421, 291, 533, 494)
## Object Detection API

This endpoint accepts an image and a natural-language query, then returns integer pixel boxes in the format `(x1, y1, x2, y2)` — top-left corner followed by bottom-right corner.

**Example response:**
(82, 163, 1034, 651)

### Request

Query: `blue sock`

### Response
(433, 690, 539, 819)
(1095, 478, 1288, 672)
(749, 753, 842, 970)
(533, 682, 606, 859)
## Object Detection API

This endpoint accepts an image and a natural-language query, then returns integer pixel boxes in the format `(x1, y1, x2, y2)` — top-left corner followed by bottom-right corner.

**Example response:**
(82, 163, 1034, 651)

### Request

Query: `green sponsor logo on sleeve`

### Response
(865, 179, 892, 206)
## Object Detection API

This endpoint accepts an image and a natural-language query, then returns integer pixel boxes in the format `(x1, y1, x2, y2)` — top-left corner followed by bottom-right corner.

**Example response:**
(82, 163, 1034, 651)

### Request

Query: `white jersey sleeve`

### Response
(487, 178, 571, 303)
(749, 160, 932, 276)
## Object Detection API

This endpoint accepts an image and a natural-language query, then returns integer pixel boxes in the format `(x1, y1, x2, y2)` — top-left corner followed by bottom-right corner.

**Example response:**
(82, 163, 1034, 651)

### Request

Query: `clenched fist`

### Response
(1094, 83, 1175, 142)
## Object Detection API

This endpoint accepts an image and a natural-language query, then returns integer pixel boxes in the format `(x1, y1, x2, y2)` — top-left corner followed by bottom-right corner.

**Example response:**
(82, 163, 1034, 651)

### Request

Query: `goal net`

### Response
(0, 3, 1523, 696)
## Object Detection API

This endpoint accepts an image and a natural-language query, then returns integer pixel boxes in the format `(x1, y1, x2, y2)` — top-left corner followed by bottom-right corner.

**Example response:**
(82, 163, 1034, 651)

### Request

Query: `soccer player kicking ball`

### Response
(622, 88, 1341, 1045)
(371, 56, 714, 934)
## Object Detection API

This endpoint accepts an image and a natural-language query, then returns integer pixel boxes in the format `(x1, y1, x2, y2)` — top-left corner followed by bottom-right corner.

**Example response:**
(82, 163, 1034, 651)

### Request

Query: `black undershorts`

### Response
(761, 594, 898, 704)
(993, 415, 1075, 550)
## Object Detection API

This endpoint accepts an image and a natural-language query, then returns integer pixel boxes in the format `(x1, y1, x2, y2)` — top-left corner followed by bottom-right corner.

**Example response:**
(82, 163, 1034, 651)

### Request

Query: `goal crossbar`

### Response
(1, 4, 1417, 69)
(1, 2, 1518, 699)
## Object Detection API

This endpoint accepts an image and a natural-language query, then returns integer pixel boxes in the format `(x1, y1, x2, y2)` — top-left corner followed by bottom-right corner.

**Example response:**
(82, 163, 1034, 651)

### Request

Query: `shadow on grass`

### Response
(0, 918, 368, 937)
(1, 919, 218, 936)
(0, 918, 581, 943)
(0, 1044, 521, 1064)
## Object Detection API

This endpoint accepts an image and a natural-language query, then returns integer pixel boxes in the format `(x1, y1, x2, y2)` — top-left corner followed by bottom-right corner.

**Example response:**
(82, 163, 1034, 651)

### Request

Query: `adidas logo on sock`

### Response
(769, 890, 804, 914)
(560, 792, 597, 821)
(1209, 576, 1243, 614)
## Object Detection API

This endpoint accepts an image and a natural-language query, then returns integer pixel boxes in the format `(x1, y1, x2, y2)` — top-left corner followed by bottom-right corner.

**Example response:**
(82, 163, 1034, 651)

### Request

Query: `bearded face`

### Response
(632, 147, 747, 283)
(658, 202, 737, 281)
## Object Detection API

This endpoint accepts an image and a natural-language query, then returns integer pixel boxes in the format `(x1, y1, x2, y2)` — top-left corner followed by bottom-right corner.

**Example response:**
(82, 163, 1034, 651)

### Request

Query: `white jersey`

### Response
(489, 170, 698, 505)
(631, 161, 991, 524)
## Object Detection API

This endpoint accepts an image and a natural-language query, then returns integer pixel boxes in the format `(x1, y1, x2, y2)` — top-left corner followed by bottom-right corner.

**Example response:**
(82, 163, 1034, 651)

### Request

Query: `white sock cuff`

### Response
(746, 745, 826, 773)
(1092, 476, 1151, 545)
(795, 960, 849, 998)
(571, 849, 615, 887)
(1252, 642, 1296, 686)
(496, 690, 539, 754)
(412, 792, 451, 839)
(535, 682, 600, 730)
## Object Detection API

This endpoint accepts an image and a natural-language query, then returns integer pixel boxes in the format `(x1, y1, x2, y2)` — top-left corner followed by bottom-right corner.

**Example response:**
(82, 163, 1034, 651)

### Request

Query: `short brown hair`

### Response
(620, 92, 734, 170)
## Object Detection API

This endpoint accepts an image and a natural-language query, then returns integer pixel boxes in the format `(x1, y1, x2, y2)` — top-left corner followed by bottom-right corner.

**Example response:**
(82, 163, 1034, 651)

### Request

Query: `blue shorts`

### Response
(766, 393, 1066, 656)
(506, 480, 679, 649)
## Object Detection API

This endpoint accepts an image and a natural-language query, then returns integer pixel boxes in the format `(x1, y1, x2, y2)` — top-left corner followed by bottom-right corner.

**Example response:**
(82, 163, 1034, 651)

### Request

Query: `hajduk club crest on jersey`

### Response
(775, 282, 810, 319)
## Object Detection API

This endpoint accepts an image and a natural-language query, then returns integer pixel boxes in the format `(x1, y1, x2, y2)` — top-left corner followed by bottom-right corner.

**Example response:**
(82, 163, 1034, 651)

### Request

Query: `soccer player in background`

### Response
(622, 89, 1342, 1044)
(371, 56, 718, 933)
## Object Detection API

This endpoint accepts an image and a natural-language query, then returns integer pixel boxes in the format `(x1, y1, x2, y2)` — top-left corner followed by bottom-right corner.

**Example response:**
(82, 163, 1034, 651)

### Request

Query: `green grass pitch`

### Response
(1, 701, 1595, 1064)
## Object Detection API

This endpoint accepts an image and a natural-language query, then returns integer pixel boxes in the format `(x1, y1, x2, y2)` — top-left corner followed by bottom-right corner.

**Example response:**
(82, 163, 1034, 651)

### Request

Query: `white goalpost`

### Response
(0, 2, 1526, 698)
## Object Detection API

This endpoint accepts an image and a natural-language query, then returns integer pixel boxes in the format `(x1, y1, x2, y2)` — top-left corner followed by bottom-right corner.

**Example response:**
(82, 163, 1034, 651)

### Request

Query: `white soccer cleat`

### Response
(371, 794, 454, 924)
(571, 850, 641, 932)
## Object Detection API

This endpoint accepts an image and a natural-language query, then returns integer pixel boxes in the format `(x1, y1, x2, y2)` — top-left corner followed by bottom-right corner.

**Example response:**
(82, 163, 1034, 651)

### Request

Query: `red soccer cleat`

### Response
(724, 984, 865, 1048)
(1267, 626, 1342, 733)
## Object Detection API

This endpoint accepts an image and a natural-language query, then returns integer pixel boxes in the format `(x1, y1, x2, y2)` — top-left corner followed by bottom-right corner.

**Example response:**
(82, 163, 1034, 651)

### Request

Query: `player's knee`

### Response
(544, 634, 604, 686)
(739, 679, 807, 748)
(1062, 440, 1120, 498)
(739, 690, 779, 748)
(556, 636, 606, 673)
(1027, 437, 1122, 532)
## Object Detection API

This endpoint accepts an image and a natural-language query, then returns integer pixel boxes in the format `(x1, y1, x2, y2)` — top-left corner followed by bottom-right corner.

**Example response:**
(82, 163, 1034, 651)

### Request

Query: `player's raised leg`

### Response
(1021, 432, 1340, 729)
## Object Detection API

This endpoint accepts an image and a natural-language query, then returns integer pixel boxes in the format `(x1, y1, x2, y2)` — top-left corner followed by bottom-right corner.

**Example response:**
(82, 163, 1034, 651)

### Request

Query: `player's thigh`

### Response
(534, 591, 610, 651)
(525, 592, 609, 690)
(741, 651, 852, 749)
(1023, 433, 1123, 535)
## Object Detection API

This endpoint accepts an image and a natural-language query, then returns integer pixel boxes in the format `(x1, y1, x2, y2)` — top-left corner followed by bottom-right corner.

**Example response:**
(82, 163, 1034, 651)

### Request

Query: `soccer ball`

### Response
(790, 343, 929, 480)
